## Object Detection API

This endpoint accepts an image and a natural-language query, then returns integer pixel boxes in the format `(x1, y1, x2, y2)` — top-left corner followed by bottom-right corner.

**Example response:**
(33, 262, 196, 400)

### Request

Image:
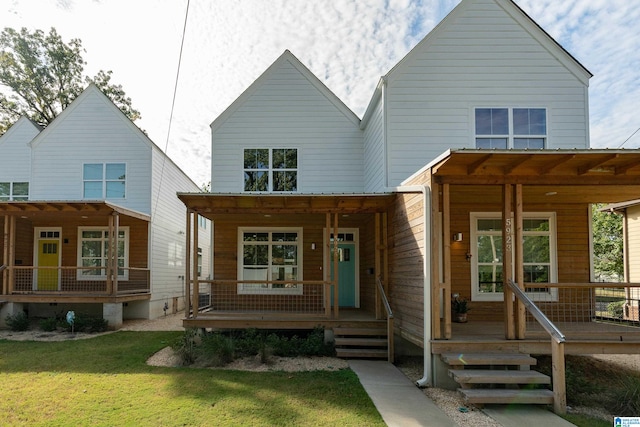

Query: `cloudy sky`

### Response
(3, 0, 639, 185)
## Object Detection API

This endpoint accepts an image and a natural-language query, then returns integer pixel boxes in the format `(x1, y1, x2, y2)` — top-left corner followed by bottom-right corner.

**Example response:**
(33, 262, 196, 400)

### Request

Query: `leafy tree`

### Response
(592, 204, 624, 281)
(0, 27, 140, 134)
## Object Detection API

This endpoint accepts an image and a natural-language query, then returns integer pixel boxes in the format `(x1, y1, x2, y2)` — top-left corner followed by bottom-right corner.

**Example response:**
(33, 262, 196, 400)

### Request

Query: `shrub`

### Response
(611, 375, 640, 416)
(5, 311, 30, 331)
(173, 328, 198, 365)
(61, 313, 108, 333)
(607, 301, 624, 319)
(39, 317, 59, 332)
(200, 332, 235, 366)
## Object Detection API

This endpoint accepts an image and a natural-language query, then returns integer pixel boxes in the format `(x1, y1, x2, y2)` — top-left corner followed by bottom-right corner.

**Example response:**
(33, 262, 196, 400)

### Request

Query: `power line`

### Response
(153, 0, 191, 219)
(617, 126, 640, 148)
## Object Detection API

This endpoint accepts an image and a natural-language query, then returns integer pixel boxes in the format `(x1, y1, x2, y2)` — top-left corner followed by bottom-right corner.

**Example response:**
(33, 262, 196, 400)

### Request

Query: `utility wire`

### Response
(617, 126, 640, 148)
(153, 0, 191, 218)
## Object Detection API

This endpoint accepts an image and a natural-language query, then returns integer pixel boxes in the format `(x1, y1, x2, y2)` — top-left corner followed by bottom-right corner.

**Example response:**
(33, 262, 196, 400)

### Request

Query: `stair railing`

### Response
(376, 276, 394, 363)
(507, 279, 566, 414)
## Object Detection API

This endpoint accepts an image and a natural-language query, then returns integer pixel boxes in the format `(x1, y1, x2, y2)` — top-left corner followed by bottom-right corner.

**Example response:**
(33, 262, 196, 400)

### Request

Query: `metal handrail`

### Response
(507, 279, 565, 343)
(0, 264, 6, 272)
(376, 277, 394, 319)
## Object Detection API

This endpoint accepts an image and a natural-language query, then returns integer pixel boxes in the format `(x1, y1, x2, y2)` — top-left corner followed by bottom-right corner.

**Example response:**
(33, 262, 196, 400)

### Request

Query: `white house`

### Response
(0, 84, 211, 328)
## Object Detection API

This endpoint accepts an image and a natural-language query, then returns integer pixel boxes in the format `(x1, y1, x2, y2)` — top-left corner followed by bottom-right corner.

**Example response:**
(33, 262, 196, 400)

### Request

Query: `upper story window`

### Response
(0, 182, 29, 201)
(243, 148, 297, 192)
(475, 108, 546, 149)
(83, 163, 126, 199)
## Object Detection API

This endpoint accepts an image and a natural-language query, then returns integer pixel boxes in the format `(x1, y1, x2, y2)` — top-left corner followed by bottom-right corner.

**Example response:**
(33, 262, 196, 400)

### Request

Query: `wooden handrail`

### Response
(376, 277, 394, 363)
(507, 279, 566, 414)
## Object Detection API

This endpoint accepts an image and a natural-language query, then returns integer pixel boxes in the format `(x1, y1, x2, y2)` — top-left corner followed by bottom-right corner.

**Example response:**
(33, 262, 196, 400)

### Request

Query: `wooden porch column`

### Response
(112, 212, 120, 295)
(2, 215, 9, 294)
(192, 210, 199, 316)
(374, 212, 390, 320)
(442, 183, 452, 339)
(332, 212, 339, 319)
(431, 182, 442, 339)
(514, 184, 526, 339)
(324, 213, 331, 317)
(8, 216, 15, 293)
(375, 213, 381, 319)
(185, 209, 192, 318)
(107, 214, 114, 294)
(503, 184, 515, 339)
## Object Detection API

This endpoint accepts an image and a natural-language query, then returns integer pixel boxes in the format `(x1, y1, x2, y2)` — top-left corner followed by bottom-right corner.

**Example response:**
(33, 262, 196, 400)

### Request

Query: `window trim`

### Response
(82, 162, 127, 200)
(470, 212, 557, 302)
(76, 226, 130, 281)
(237, 227, 303, 295)
(0, 181, 29, 201)
(474, 107, 547, 149)
(242, 148, 298, 193)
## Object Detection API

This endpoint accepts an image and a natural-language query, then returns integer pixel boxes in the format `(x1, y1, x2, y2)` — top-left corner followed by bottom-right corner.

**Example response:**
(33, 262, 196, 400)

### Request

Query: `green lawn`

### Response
(0, 332, 385, 426)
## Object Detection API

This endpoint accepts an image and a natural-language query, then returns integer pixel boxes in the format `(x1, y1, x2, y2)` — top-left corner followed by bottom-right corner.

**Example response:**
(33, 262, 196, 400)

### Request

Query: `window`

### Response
(77, 227, 129, 280)
(197, 247, 203, 277)
(0, 182, 29, 200)
(238, 228, 302, 294)
(243, 148, 297, 192)
(198, 215, 207, 229)
(475, 108, 546, 149)
(83, 163, 126, 199)
(471, 212, 557, 301)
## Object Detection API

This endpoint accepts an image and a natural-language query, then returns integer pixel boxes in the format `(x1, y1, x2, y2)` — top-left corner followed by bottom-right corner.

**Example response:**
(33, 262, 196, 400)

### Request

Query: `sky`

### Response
(3, 0, 639, 186)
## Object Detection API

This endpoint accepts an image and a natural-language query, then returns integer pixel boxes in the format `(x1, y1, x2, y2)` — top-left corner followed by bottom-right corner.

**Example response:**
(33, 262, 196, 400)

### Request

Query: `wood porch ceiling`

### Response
(430, 149, 640, 204)
(0, 201, 150, 221)
(177, 193, 397, 217)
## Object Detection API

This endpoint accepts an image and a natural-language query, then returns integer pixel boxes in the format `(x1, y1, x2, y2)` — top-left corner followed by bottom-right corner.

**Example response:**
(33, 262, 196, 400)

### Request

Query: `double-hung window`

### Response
(0, 182, 29, 200)
(77, 227, 129, 280)
(83, 163, 126, 199)
(243, 148, 297, 192)
(238, 228, 302, 294)
(475, 108, 546, 149)
(471, 212, 557, 301)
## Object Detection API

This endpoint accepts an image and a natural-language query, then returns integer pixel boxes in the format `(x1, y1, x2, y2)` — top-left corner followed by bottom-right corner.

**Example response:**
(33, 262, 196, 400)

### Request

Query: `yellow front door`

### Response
(37, 240, 59, 290)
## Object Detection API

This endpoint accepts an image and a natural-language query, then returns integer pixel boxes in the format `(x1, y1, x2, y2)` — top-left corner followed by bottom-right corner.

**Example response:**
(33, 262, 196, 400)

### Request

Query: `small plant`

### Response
(5, 311, 30, 331)
(173, 328, 199, 365)
(452, 295, 470, 314)
(39, 317, 59, 332)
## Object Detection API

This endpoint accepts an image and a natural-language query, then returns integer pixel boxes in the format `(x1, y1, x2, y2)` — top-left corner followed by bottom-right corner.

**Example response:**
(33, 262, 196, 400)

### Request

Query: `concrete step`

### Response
(459, 388, 554, 405)
(449, 369, 551, 385)
(441, 352, 537, 366)
(336, 347, 388, 359)
(334, 337, 388, 347)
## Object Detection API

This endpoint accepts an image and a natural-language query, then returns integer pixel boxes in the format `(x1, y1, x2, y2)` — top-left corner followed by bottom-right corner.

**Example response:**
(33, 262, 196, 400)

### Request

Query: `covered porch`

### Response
(1, 201, 151, 327)
(177, 193, 397, 333)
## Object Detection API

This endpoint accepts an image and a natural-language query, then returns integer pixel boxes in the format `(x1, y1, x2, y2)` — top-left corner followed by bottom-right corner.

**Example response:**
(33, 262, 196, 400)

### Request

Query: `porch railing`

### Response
(6, 266, 150, 295)
(188, 280, 334, 318)
(376, 277, 395, 363)
(507, 279, 566, 414)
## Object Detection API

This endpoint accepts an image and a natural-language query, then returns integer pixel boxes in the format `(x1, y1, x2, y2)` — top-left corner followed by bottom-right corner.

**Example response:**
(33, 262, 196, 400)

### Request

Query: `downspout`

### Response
(389, 184, 432, 387)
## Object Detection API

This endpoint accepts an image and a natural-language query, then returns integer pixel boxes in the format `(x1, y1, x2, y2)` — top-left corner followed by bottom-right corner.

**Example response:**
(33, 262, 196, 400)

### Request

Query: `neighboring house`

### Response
(603, 199, 640, 322)
(0, 84, 211, 328)
(178, 0, 640, 412)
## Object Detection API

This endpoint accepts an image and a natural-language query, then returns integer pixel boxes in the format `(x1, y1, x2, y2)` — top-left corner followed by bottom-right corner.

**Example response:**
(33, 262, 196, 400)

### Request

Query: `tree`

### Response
(592, 204, 624, 281)
(0, 27, 140, 134)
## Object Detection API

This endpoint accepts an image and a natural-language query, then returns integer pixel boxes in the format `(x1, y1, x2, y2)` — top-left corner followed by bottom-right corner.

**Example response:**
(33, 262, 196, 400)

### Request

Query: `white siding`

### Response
(0, 117, 39, 184)
(212, 56, 364, 193)
(363, 95, 386, 192)
(29, 87, 153, 214)
(148, 147, 211, 318)
(383, 0, 590, 186)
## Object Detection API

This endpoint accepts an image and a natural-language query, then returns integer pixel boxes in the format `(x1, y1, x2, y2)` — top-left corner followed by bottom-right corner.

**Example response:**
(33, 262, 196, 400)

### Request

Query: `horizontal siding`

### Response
(627, 206, 640, 282)
(384, 0, 589, 187)
(29, 89, 153, 214)
(0, 118, 38, 183)
(363, 97, 386, 192)
(212, 59, 364, 193)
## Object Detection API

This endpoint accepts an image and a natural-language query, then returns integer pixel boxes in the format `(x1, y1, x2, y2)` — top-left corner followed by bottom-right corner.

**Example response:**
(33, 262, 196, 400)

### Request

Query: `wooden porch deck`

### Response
(432, 320, 640, 355)
(183, 308, 386, 330)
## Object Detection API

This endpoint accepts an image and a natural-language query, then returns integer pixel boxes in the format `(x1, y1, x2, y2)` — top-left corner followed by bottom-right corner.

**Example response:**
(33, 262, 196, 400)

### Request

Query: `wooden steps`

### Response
(334, 327, 388, 359)
(441, 352, 553, 406)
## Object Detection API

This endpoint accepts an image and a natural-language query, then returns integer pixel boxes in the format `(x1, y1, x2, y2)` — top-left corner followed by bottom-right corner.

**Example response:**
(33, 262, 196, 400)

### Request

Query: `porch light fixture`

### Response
(311, 243, 316, 250)
(453, 232, 463, 242)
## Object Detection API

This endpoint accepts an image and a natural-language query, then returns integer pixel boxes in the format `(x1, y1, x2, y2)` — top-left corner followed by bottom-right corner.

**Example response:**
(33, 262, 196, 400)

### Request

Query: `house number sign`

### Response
(504, 218, 512, 254)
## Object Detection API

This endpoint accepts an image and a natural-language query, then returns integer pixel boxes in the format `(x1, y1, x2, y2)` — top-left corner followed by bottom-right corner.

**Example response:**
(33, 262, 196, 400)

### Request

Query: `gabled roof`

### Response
(0, 116, 42, 146)
(362, 0, 592, 125)
(211, 50, 361, 129)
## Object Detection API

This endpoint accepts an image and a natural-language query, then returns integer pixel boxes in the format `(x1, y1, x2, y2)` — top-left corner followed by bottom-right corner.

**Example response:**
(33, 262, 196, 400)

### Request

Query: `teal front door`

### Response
(330, 243, 356, 307)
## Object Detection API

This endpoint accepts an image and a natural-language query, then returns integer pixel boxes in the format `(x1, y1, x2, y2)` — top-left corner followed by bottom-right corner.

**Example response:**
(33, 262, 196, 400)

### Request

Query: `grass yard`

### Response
(0, 332, 385, 427)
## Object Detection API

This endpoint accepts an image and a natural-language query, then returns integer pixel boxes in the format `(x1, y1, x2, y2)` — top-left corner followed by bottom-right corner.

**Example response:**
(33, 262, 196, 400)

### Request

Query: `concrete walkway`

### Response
(349, 360, 576, 427)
